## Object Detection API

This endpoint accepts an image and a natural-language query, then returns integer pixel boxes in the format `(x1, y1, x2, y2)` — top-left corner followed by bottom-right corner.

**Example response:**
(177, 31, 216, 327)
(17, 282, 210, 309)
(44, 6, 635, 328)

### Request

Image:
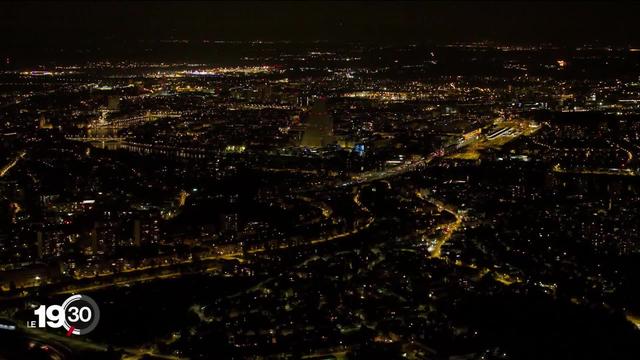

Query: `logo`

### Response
(28, 294, 100, 336)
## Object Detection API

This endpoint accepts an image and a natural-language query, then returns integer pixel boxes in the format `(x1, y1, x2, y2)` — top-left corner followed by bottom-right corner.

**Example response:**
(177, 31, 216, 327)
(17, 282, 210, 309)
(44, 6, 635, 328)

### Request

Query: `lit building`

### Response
(300, 98, 335, 148)
(107, 96, 121, 111)
(38, 113, 53, 129)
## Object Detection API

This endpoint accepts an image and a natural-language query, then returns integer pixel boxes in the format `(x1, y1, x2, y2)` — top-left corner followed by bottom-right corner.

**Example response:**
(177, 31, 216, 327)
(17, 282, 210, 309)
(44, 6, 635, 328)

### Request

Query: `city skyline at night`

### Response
(1, 2, 640, 360)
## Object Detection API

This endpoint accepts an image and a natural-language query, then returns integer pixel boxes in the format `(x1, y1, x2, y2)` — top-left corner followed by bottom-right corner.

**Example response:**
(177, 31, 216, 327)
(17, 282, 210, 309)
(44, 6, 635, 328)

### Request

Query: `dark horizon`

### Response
(1, 1, 640, 47)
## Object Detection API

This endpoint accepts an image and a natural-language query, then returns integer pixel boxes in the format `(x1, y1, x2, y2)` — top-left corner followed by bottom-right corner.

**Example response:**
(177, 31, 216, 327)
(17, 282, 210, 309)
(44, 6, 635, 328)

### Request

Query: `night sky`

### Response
(1, 1, 639, 47)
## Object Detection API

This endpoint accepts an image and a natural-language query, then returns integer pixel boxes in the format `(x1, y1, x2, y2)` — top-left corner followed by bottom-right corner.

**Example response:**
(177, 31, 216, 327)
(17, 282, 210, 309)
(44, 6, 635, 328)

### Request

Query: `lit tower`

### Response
(300, 98, 335, 148)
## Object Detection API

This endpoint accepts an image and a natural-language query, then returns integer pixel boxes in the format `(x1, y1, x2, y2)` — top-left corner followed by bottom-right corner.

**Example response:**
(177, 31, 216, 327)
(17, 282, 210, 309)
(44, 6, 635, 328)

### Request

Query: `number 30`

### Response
(67, 306, 92, 322)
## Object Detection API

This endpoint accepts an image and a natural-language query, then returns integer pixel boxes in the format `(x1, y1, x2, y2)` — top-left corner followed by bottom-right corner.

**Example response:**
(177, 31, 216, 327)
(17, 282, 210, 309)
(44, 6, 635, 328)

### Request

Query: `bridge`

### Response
(67, 136, 126, 142)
